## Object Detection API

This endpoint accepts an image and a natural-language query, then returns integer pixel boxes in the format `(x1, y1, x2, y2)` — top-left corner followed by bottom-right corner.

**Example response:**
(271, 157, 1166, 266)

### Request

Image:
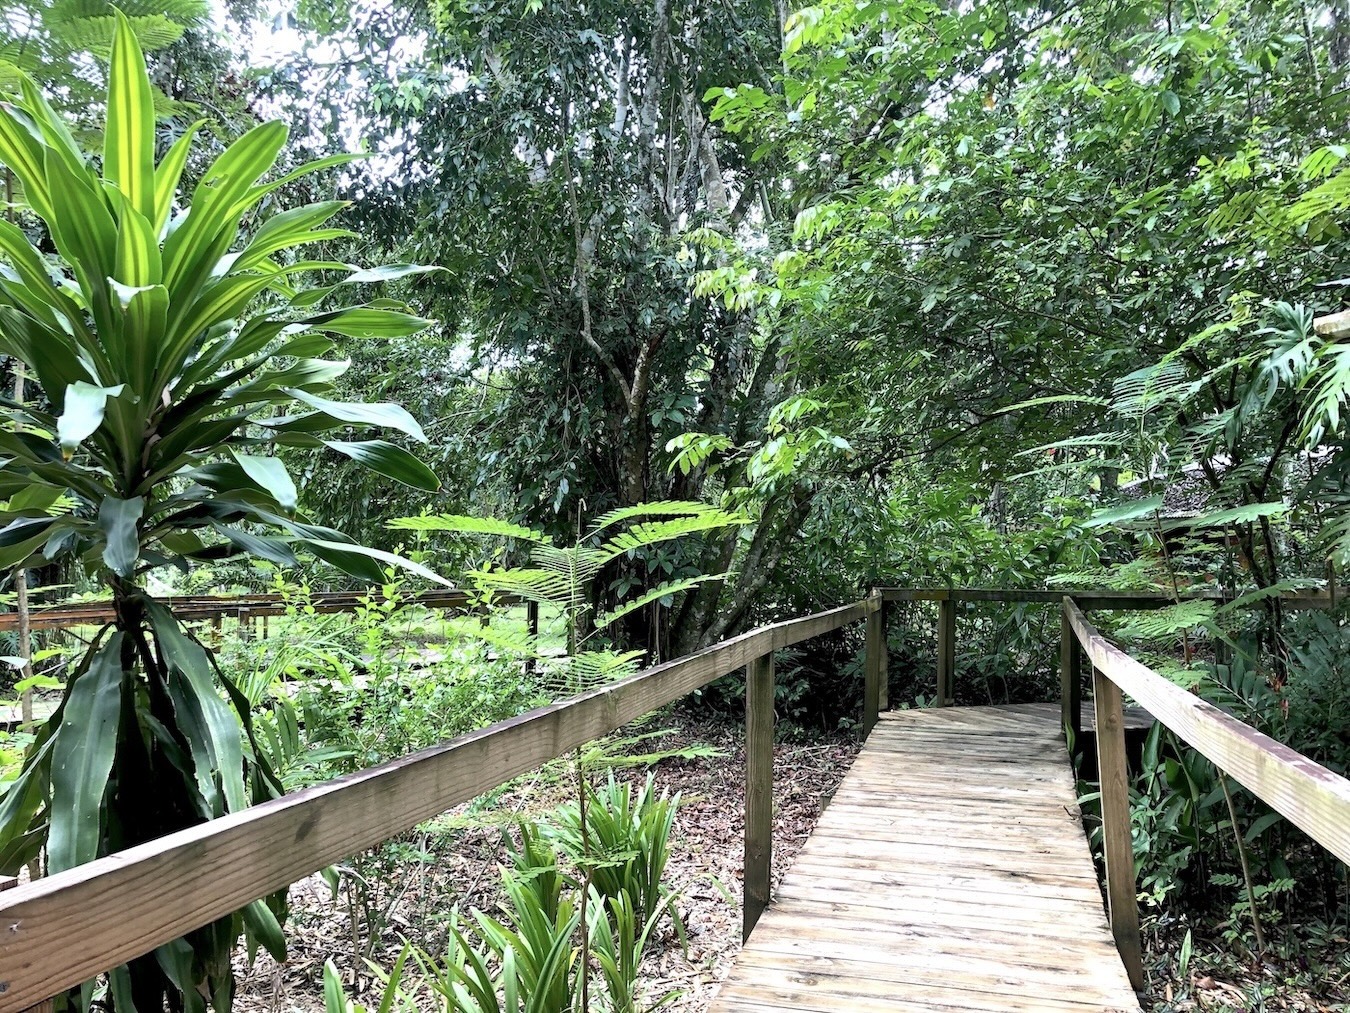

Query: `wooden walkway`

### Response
(711, 704, 1143, 1013)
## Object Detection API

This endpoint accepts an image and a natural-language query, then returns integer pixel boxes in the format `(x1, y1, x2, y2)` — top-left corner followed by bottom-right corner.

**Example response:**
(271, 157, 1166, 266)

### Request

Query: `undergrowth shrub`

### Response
(545, 773, 681, 931)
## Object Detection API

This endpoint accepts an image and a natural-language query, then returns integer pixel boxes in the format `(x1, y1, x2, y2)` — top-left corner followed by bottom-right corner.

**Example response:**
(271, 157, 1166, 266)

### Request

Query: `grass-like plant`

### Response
(0, 12, 444, 1009)
(546, 773, 681, 933)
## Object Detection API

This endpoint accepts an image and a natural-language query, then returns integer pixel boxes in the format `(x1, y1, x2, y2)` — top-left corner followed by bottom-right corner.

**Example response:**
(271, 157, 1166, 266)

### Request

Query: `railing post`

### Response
(525, 600, 540, 675)
(744, 650, 774, 941)
(1093, 658, 1145, 992)
(0, 876, 54, 1013)
(936, 595, 956, 706)
(864, 593, 885, 734)
(1060, 598, 1082, 742)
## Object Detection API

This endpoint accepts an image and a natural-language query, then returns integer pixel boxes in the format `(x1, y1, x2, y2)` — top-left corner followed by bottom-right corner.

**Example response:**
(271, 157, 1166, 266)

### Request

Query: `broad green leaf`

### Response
(148, 602, 247, 814)
(243, 899, 287, 962)
(104, 11, 157, 222)
(98, 495, 144, 576)
(304, 538, 453, 587)
(304, 307, 434, 338)
(56, 382, 124, 456)
(284, 388, 427, 442)
(234, 454, 298, 511)
(343, 264, 444, 284)
(324, 440, 440, 490)
(48, 634, 123, 873)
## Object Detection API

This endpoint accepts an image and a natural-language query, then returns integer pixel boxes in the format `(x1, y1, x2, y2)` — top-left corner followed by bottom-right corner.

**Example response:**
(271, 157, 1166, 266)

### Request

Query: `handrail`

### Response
(0, 596, 878, 1012)
(880, 584, 1340, 718)
(1064, 599, 1350, 862)
(0, 589, 498, 633)
(880, 585, 1342, 610)
(1061, 597, 1350, 991)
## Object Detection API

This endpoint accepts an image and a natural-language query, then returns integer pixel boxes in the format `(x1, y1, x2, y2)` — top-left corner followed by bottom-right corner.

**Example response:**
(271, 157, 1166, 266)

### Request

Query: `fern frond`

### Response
(597, 512, 746, 560)
(587, 500, 717, 535)
(1083, 495, 1164, 528)
(469, 568, 585, 605)
(594, 574, 727, 632)
(1172, 501, 1287, 530)
(1112, 361, 1201, 419)
(1118, 600, 1217, 641)
(389, 514, 551, 544)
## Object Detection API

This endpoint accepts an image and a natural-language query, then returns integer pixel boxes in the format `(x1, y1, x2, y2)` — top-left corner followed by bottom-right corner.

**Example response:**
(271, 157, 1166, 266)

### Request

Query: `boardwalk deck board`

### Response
(709, 703, 1142, 1013)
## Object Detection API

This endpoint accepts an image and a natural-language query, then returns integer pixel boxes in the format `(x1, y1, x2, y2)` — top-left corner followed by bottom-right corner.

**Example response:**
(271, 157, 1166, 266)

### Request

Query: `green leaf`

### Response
(234, 454, 298, 512)
(304, 306, 434, 338)
(323, 440, 439, 490)
(1083, 496, 1164, 529)
(283, 388, 427, 443)
(104, 11, 157, 222)
(243, 898, 287, 962)
(343, 264, 444, 284)
(56, 382, 125, 456)
(99, 495, 144, 576)
(148, 602, 248, 814)
(388, 513, 549, 542)
(304, 538, 453, 587)
(1174, 502, 1287, 530)
(48, 634, 123, 873)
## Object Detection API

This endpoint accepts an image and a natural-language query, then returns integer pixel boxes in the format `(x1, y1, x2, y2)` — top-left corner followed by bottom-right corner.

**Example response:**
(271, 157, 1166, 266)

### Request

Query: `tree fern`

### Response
(392, 502, 748, 697)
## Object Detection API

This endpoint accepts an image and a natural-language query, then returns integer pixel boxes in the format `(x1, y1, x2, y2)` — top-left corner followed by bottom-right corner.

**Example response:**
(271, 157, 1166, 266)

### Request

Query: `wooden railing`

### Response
(0, 589, 504, 632)
(1062, 598, 1350, 992)
(3, 584, 1344, 1008)
(0, 596, 882, 1012)
(879, 585, 1342, 736)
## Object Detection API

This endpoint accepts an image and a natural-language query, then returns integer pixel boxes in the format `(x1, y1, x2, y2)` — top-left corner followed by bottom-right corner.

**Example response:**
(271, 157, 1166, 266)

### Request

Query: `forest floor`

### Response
(232, 716, 862, 1013)
(231, 713, 1349, 1013)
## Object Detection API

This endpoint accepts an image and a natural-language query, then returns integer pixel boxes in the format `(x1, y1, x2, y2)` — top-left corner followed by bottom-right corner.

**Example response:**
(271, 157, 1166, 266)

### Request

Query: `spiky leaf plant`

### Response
(0, 13, 445, 1010)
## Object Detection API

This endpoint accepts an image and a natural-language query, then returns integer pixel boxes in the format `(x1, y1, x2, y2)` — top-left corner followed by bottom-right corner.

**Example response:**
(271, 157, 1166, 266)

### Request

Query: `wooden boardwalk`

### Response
(711, 704, 1143, 1013)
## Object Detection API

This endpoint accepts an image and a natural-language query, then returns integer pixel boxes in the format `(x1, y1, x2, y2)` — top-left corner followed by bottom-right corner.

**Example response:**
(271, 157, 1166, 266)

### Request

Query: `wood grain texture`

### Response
(744, 652, 774, 941)
(1065, 601, 1350, 867)
(863, 594, 883, 733)
(1060, 602, 1082, 741)
(935, 598, 956, 705)
(0, 599, 877, 1012)
(710, 704, 1142, 1013)
(1094, 666, 1145, 990)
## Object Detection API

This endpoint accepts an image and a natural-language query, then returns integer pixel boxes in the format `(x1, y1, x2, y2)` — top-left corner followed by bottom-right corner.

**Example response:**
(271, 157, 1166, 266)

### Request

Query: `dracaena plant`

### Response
(0, 13, 448, 1011)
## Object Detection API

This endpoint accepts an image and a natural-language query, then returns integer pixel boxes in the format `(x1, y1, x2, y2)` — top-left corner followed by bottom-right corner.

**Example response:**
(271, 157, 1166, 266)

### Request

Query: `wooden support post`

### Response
(878, 598, 890, 712)
(1093, 663, 1145, 992)
(743, 651, 774, 941)
(936, 597, 956, 706)
(0, 877, 53, 1013)
(864, 594, 884, 734)
(525, 600, 540, 675)
(1060, 599, 1082, 743)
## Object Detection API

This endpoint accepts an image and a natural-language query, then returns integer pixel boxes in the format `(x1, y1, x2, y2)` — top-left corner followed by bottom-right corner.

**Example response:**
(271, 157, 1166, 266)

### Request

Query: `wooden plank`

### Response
(1315, 309, 1350, 339)
(1093, 664, 1145, 991)
(1066, 600, 1350, 867)
(708, 705, 1141, 1013)
(0, 598, 877, 1012)
(744, 651, 774, 941)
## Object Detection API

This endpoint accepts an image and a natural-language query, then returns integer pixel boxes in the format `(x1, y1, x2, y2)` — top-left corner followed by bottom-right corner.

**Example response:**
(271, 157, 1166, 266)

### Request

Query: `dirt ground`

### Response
(233, 718, 861, 1013)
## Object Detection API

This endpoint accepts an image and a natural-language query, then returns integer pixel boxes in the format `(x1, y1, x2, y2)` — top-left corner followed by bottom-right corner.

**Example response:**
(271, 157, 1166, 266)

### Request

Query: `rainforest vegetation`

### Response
(1, 0, 1349, 1009)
